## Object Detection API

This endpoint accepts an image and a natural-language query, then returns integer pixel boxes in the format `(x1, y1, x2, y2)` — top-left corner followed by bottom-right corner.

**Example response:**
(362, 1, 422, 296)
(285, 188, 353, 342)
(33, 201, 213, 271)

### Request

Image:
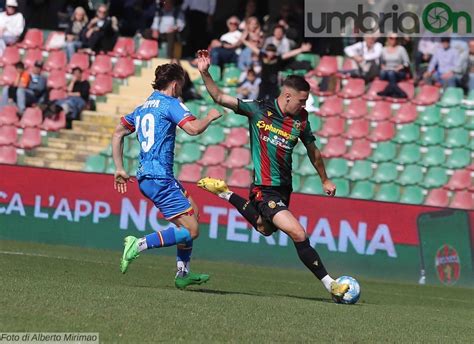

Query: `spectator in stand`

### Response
(237, 68, 260, 100)
(469, 40, 474, 91)
(267, 3, 301, 42)
(1, 61, 30, 115)
(26, 60, 47, 105)
(54, 67, 90, 127)
(83, 4, 119, 54)
(263, 25, 295, 56)
(209, 16, 242, 67)
(423, 37, 459, 88)
(0, 0, 25, 56)
(239, 0, 258, 30)
(241, 16, 262, 42)
(65, 6, 89, 61)
(151, 0, 185, 59)
(238, 22, 263, 72)
(414, 35, 440, 82)
(182, 0, 216, 58)
(343, 34, 383, 82)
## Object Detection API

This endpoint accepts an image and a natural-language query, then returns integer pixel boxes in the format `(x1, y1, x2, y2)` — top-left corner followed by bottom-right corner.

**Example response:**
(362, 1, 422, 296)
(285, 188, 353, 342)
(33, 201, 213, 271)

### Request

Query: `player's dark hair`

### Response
(152, 63, 185, 90)
(282, 75, 310, 92)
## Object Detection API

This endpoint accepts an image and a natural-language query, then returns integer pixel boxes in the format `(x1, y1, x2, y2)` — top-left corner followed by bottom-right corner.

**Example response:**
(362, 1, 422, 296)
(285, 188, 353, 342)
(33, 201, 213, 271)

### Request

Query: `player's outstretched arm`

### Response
(197, 49, 238, 112)
(305, 141, 336, 196)
(181, 108, 222, 136)
(112, 123, 134, 194)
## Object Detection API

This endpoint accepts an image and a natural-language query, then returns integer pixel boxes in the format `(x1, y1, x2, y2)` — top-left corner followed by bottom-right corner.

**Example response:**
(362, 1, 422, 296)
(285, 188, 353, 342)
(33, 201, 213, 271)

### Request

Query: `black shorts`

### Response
(249, 184, 292, 223)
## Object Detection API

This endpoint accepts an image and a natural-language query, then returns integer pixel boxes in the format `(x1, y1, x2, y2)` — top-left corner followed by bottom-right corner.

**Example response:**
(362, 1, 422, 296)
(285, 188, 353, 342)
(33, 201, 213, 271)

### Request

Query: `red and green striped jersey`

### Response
(236, 98, 316, 187)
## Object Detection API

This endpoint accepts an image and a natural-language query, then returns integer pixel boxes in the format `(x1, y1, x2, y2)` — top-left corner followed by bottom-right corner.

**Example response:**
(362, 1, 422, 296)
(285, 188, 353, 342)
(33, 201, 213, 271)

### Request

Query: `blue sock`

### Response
(144, 227, 192, 249)
(176, 240, 193, 276)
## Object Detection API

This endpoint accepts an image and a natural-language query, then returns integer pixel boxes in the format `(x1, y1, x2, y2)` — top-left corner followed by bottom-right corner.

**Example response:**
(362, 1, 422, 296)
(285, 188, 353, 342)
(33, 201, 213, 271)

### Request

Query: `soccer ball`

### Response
(333, 276, 361, 304)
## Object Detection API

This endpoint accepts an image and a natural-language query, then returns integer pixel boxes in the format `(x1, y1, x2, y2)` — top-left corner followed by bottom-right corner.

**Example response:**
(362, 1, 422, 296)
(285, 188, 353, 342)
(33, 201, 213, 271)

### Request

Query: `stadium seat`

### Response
(300, 175, 324, 194)
(363, 79, 388, 101)
(0, 65, 18, 86)
(221, 113, 247, 127)
(337, 78, 365, 99)
(343, 119, 369, 139)
(18, 107, 42, 128)
(340, 98, 367, 119)
(396, 144, 421, 165)
(450, 191, 473, 209)
(425, 188, 449, 207)
(393, 123, 420, 144)
(0, 105, 19, 125)
(292, 174, 301, 191)
(0, 145, 17, 164)
(295, 53, 316, 68)
(67, 53, 90, 72)
(445, 169, 472, 191)
(16, 127, 41, 149)
(198, 145, 226, 165)
(423, 167, 448, 188)
(178, 164, 202, 182)
(175, 143, 202, 164)
(90, 74, 114, 96)
(344, 139, 372, 160)
(90, 54, 113, 75)
(337, 58, 356, 79)
(314, 56, 338, 76)
(48, 89, 67, 101)
(133, 39, 158, 60)
(317, 96, 343, 117)
(373, 162, 398, 183)
(375, 183, 401, 202)
(332, 178, 350, 197)
(443, 128, 469, 148)
(43, 31, 65, 51)
(350, 181, 375, 199)
(391, 103, 417, 124)
(0, 125, 17, 145)
(466, 114, 474, 130)
(105, 157, 129, 174)
(307, 114, 322, 132)
(398, 165, 424, 186)
(201, 125, 225, 145)
(296, 158, 315, 176)
(437, 87, 463, 107)
(326, 158, 349, 178)
(367, 101, 391, 121)
(416, 106, 441, 126)
(348, 160, 373, 181)
(47, 70, 67, 90)
(176, 128, 197, 143)
(0, 46, 20, 67)
(222, 127, 248, 148)
(112, 57, 135, 79)
(205, 165, 227, 180)
(125, 139, 140, 159)
(222, 64, 240, 86)
(293, 141, 307, 156)
(108, 37, 135, 57)
(442, 107, 466, 128)
(223, 147, 250, 168)
(420, 146, 445, 167)
(400, 186, 425, 205)
(18, 28, 43, 49)
(44, 50, 67, 71)
(321, 138, 347, 158)
(318, 117, 345, 137)
(385, 81, 414, 103)
(420, 126, 444, 146)
(368, 121, 395, 142)
(370, 141, 396, 163)
(412, 84, 440, 105)
(84, 155, 107, 172)
(23, 49, 43, 70)
(445, 148, 471, 169)
(228, 168, 251, 187)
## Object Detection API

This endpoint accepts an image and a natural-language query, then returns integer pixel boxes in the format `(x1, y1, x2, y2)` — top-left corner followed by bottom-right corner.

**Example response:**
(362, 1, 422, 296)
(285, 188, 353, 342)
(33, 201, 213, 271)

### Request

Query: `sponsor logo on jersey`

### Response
(256, 120, 297, 141)
(435, 244, 460, 285)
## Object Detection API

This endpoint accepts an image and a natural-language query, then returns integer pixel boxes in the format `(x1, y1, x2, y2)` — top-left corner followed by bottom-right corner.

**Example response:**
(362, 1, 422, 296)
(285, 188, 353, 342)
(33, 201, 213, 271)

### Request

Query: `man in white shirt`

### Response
(263, 25, 295, 56)
(210, 16, 242, 67)
(343, 34, 383, 82)
(151, 0, 186, 59)
(182, 0, 216, 57)
(0, 0, 25, 56)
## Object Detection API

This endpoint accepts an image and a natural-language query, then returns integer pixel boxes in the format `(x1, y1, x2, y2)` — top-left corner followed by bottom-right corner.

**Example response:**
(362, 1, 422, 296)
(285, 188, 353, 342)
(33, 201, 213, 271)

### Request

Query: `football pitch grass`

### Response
(1, 240, 473, 343)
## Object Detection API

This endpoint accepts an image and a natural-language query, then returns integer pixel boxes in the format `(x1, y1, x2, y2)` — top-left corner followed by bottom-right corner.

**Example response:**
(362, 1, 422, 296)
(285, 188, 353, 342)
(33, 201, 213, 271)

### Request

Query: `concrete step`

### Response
(73, 120, 115, 134)
(82, 111, 120, 125)
(58, 129, 111, 145)
(22, 156, 84, 171)
(32, 146, 91, 161)
(47, 137, 105, 153)
(96, 102, 136, 115)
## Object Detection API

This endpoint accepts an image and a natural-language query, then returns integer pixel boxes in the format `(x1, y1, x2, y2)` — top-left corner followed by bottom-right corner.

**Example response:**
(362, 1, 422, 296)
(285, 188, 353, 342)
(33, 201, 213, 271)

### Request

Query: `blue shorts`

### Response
(138, 178, 193, 220)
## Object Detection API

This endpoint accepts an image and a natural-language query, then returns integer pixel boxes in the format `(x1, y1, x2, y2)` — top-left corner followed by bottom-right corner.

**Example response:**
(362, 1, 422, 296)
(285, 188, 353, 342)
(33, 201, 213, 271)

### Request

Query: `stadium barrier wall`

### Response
(1, 165, 473, 287)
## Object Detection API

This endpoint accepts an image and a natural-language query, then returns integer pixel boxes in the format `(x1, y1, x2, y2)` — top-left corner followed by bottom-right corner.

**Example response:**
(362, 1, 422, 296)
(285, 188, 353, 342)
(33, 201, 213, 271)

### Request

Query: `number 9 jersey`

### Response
(120, 91, 196, 180)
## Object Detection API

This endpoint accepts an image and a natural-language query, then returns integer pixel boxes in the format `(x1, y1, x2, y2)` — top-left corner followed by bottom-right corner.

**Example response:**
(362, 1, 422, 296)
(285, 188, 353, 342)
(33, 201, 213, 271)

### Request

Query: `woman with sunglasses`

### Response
(378, 32, 410, 95)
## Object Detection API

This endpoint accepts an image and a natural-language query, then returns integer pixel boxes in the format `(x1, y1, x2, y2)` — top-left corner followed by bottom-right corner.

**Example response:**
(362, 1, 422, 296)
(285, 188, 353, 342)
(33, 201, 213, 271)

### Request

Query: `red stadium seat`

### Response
(367, 101, 392, 121)
(412, 84, 440, 106)
(108, 37, 135, 57)
(336, 58, 356, 79)
(43, 31, 66, 51)
(343, 119, 370, 139)
(228, 168, 251, 187)
(314, 56, 338, 77)
(112, 57, 135, 79)
(205, 166, 227, 180)
(198, 145, 226, 165)
(368, 121, 395, 142)
(317, 117, 345, 137)
(223, 147, 250, 168)
(445, 170, 472, 191)
(344, 139, 372, 160)
(0, 145, 17, 164)
(0, 46, 20, 67)
(450, 191, 473, 209)
(18, 29, 44, 49)
(133, 39, 158, 60)
(47, 69, 67, 89)
(48, 89, 67, 101)
(23, 49, 43, 70)
(341, 98, 367, 119)
(67, 53, 90, 72)
(0, 105, 19, 125)
(222, 127, 249, 148)
(16, 127, 42, 149)
(90, 54, 113, 75)
(0, 65, 18, 86)
(0, 125, 17, 145)
(90, 74, 113, 96)
(44, 50, 67, 71)
(18, 107, 42, 128)
(337, 78, 365, 99)
(391, 102, 418, 124)
(321, 137, 346, 158)
(385, 81, 414, 103)
(363, 79, 388, 101)
(178, 164, 203, 182)
(317, 96, 343, 117)
(425, 188, 449, 207)
(41, 111, 66, 131)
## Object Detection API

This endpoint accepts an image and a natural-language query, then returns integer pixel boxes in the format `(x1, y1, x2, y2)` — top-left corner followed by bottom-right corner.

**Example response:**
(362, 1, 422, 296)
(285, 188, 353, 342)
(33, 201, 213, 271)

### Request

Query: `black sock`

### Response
(294, 239, 328, 280)
(229, 193, 259, 229)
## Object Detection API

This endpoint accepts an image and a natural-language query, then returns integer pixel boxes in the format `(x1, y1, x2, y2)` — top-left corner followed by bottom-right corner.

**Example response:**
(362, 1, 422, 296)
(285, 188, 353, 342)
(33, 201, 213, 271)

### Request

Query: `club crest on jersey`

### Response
(268, 200, 277, 209)
(267, 111, 273, 117)
(294, 120, 302, 130)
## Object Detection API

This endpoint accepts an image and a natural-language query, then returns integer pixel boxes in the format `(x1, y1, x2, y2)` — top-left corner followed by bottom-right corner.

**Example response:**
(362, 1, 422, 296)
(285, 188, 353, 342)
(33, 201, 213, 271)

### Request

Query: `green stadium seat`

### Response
(128, 159, 139, 176)
(444, 128, 469, 148)
(373, 162, 398, 183)
(84, 155, 106, 173)
(105, 157, 128, 174)
(416, 106, 441, 126)
(333, 178, 350, 197)
(396, 144, 421, 165)
(423, 167, 448, 188)
(295, 53, 317, 68)
(222, 113, 248, 128)
(201, 125, 225, 145)
(300, 176, 324, 194)
(209, 64, 221, 81)
(222, 64, 240, 86)
(466, 115, 474, 130)
(126, 139, 140, 158)
(176, 128, 198, 143)
(437, 87, 464, 107)
(292, 174, 301, 191)
(370, 141, 397, 163)
(393, 123, 420, 144)
(350, 181, 375, 199)
(308, 114, 322, 132)
(398, 165, 424, 186)
(375, 183, 401, 202)
(462, 90, 474, 109)
(400, 186, 425, 205)
(326, 158, 349, 178)
(184, 101, 201, 116)
(293, 142, 307, 156)
(348, 160, 373, 181)
(420, 126, 444, 146)
(297, 158, 316, 176)
(100, 144, 113, 157)
(442, 107, 466, 128)
(420, 146, 445, 167)
(175, 143, 202, 164)
(445, 148, 471, 169)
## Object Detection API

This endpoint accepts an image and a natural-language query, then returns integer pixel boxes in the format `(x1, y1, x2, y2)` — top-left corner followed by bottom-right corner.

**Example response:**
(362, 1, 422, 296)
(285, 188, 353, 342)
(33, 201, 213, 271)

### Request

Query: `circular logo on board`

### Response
(435, 244, 460, 285)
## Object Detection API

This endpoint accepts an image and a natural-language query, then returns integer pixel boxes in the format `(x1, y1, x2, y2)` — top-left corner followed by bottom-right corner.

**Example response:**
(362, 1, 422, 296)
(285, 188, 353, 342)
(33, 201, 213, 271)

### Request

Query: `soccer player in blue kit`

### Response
(112, 63, 221, 289)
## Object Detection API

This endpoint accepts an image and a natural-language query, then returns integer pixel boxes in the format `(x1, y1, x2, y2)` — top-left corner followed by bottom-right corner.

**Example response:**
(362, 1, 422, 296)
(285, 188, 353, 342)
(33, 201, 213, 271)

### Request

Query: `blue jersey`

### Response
(121, 91, 196, 180)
